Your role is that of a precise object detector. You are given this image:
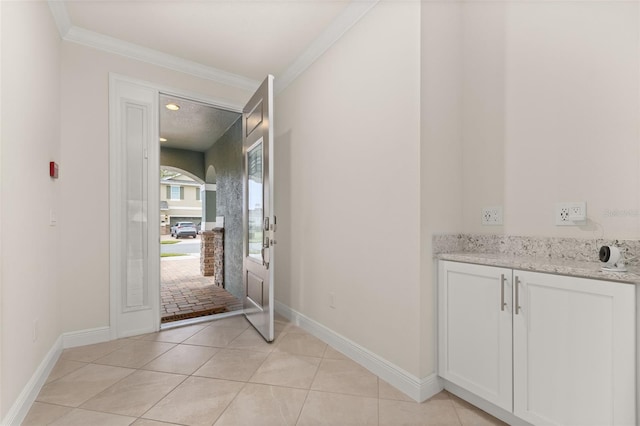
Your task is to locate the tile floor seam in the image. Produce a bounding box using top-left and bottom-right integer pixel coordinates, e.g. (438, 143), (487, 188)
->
(243, 337), (284, 385)
(447, 393), (465, 426)
(78, 363), (188, 415)
(135, 372), (193, 423)
(58, 407), (139, 424)
(293, 389), (312, 426)
(139, 344), (219, 375)
(305, 387), (381, 400)
(210, 380), (250, 426)
(61, 342), (130, 364)
(42, 360), (89, 386)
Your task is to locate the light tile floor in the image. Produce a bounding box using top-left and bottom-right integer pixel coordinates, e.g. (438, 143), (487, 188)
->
(24, 315), (506, 425)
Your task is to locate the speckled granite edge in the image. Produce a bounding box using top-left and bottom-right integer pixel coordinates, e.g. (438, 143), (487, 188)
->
(433, 234), (640, 285)
(433, 234), (640, 265)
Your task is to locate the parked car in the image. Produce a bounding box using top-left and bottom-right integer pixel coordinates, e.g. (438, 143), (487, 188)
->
(171, 222), (197, 238)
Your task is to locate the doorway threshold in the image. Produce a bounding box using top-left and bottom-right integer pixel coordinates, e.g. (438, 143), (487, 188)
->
(160, 310), (245, 330)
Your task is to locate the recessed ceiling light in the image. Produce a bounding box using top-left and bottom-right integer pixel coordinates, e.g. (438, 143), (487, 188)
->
(165, 103), (180, 111)
(159, 138), (167, 142)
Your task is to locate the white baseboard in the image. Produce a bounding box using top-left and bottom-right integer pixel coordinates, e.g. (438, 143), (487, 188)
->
(62, 326), (111, 348)
(2, 326), (113, 425)
(274, 301), (443, 402)
(1, 336), (63, 426)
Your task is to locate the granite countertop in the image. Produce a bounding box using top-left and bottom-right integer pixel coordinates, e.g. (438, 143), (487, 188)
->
(437, 252), (640, 285)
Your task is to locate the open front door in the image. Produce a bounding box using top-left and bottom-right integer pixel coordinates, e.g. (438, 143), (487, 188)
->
(243, 75), (276, 342)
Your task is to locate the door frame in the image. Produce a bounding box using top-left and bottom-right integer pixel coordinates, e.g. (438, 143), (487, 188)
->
(109, 73), (243, 339)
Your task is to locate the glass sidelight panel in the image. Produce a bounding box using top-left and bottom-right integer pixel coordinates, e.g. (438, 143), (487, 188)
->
(247, 141), (263, 260)
(124, 103), (148, 310)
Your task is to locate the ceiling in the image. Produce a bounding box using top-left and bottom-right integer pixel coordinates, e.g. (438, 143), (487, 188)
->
(159, 94), (240, 152)
(63, 0), (351, 82)
(51, 0), (376, 153)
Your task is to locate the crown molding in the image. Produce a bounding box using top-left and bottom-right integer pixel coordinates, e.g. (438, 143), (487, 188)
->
(274, 0), (379, 94)
(48, 0), (71, 38)
(65, 26), (260, 91)
(47, 0), (377, 94)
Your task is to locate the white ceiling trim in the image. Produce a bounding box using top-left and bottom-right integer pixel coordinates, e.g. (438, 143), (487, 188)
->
(274, 0), (379, 94)
(47, 0), (378, 94)
(48, 0), (71, 38)
(66, 26), (261, 92)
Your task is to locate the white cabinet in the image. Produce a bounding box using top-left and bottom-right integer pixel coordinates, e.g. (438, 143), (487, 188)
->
(438, 261), (513, 412)
(513, 271), (636, 426)
(438, 260), (637, 426)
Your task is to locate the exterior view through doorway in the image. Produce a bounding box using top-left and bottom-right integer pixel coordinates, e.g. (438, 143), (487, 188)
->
(158, 94), (244, 324)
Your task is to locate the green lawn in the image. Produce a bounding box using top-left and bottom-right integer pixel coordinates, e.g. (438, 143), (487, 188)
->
(161, 253), (187, 257)
(161, 240), (180, 245)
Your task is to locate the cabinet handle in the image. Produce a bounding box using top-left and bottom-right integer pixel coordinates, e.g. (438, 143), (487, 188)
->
(500, 274), (506, 311)
(515, 276), (521, 315)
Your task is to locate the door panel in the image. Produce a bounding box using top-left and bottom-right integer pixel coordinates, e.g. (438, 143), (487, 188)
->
(513, 271), (636, 426)
(246, 271), (264, 307)
(243, 75), (275, 342)
(438, 261), (513, 412)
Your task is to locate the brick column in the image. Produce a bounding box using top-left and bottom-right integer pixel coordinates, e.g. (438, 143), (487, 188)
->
(200, 228), (224, 288)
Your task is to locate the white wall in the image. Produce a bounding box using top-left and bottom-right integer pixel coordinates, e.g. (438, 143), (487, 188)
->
(504, 1), (640, 239)
(461, 3), (506, 235)
(420, 0), (640, 378)
(0, 1), (62, 418)
(461, 1), (640, 239)
(59, 43), (252, 333)
(419, 1), (464, 378)
(275, 1), (422, 376)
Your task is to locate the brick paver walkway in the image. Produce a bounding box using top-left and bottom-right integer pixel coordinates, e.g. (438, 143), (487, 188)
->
(161, 256), (243, 323)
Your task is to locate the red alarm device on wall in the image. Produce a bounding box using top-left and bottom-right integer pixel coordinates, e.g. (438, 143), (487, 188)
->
(50, 162), (58, 179)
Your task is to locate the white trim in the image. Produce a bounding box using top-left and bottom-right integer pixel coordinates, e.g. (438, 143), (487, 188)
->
(1, 336), (63, 426)
(204, 184), (217, 191)
(161, 181), (201, 188)
(274, 301), (443, 402)
(62, 326), (111, 349)
(166, 207), (203, 212)
(110, 72), (243, 114)
(274, 0), (380, 94)
(47, 1), (378, 95)
(63, 25), (259, 92)
(47, 0), (71, 38)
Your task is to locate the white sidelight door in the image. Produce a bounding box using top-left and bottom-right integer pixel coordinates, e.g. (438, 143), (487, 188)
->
(109, 74), (160, 338)
(243, 75), (276, 342)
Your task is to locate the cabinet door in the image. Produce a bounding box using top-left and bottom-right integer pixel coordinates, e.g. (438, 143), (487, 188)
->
(513, 271), (636, 426)
(438, 261), (513, 411)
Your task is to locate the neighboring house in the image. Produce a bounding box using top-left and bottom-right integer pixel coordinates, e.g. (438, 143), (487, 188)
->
(160, 174), (203, 233)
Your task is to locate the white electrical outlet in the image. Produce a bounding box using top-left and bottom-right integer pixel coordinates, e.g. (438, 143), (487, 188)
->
(482, 206), (503, 226)
(556, 202), (587, 226)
